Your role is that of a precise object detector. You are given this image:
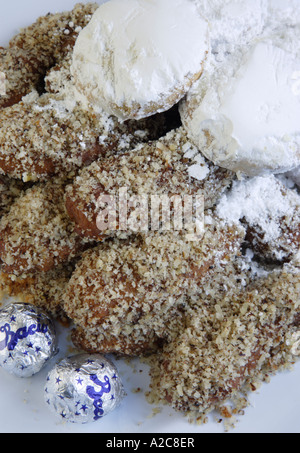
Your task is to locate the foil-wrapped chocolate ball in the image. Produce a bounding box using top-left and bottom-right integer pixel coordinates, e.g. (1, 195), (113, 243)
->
(44, 353), (126, 424)
(0, 303), (57, 378)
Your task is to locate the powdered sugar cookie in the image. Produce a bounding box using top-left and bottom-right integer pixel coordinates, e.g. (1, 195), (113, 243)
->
(180, 26), (300, 176)
(197, 0), (268, 65)
(71, 0), (209, 121)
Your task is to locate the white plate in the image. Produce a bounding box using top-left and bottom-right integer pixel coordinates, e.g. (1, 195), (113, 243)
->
(1, 0), (300, 434)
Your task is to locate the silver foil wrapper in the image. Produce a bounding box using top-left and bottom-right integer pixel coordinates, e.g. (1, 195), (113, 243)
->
(0, 303), (57, 378)
(44, 353), (126, 424)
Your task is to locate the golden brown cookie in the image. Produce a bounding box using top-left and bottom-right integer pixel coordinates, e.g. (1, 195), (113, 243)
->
(0, 263), (75, 322)
(0, 181), (94, 276)
(65, 128), (234, 240)
(148, 267), (300, 418)
(0, 176), (26, 217)
(63, 221), (244, 356)
(0, 3), (98, 109)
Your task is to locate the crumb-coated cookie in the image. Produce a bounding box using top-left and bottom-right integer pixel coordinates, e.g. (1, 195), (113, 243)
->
(0, 47), (42, 109)
(0, 92), (106, 181)
(0, 3), (98, 109)
(65, 128), (235, 240)
(0, 1), (178, 182)
(63, 221), (244, 356)
(0, 263), (75, 322)
(148, 266), (300, 418)
(0, 176), (26, 217)
(0, 181), (94, 276)
(0, 57), (178, 182)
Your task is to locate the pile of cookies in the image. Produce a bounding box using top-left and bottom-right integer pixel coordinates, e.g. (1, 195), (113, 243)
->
(0, 0), (300, 424)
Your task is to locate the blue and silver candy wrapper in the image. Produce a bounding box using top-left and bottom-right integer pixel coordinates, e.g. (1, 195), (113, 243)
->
(44, 353), (126, 423)
(0, 303), (57, 378)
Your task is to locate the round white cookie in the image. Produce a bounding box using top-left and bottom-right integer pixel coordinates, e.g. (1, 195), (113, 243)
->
(180, 25), (300, 176)
(71, 0), (209, 121)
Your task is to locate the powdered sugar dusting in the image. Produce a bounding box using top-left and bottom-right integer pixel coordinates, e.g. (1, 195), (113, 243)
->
(188, 164), (210, 181)
(71, 0), (209, 121)
(217, 175), (300, 243)
(180, 0), (300, 176)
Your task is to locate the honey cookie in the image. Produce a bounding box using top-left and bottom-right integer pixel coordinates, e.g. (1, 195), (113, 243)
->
(63, 222), (244, 356)
(0, 3), (98, 109)
(65, 128), (234, 240)
(0, 176), (26, 218)
(0, 181), (94, 276)
(148, 267), (300, 418)
(0, 262), (75, 322)
(0, 64), (180, 182)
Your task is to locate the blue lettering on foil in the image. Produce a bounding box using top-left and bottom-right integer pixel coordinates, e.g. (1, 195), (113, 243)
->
(86, 374), (111, 420)
(0, 319), (49, 351)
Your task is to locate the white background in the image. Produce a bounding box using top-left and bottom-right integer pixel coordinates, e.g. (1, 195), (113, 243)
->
(0, 0), (300, 434)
